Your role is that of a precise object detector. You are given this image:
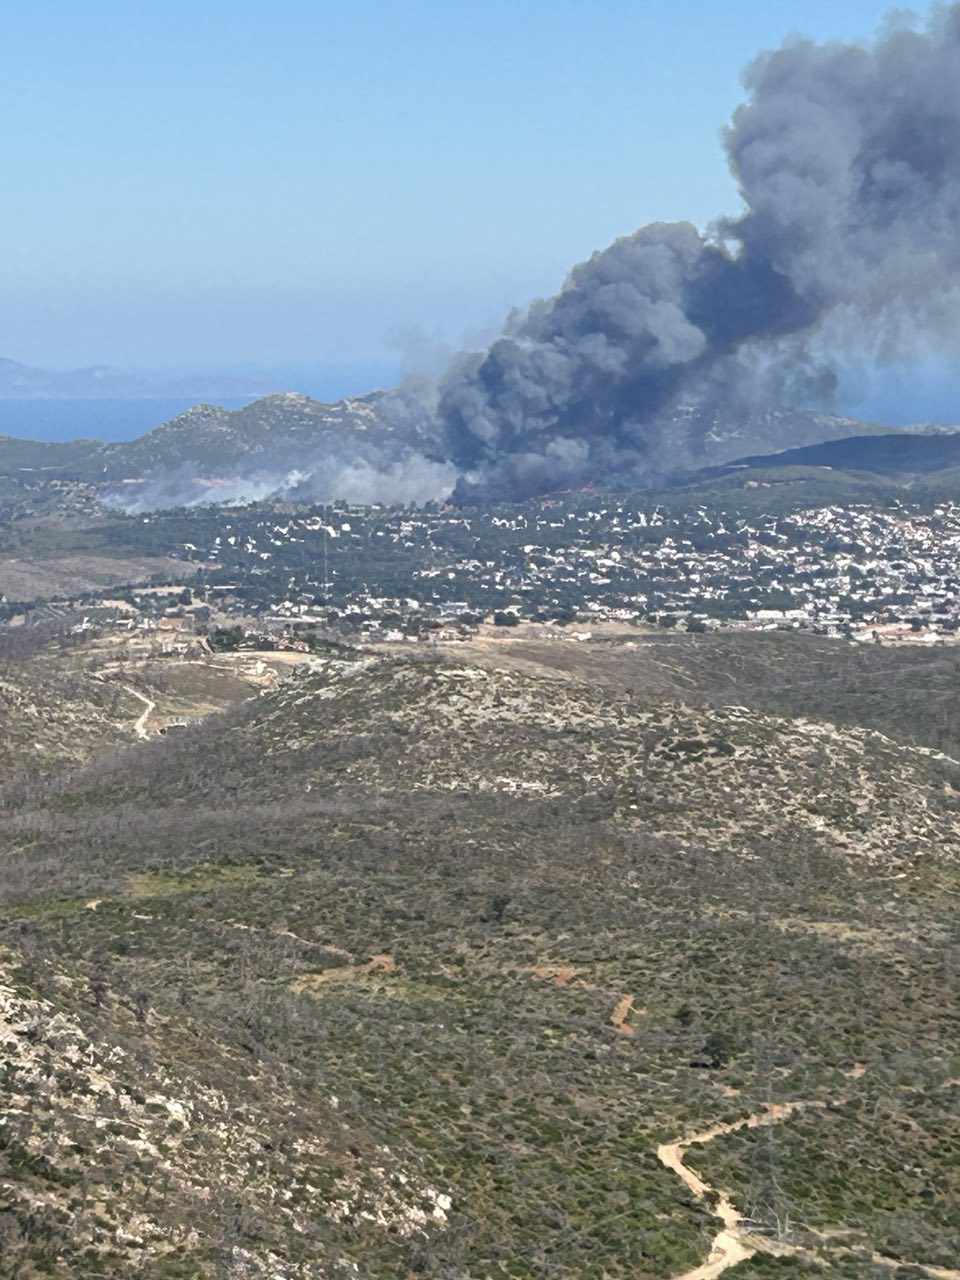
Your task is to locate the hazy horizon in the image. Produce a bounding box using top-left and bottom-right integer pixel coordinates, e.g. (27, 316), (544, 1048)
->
(0, 367), (957, 448)
(2, 0), (927, 370)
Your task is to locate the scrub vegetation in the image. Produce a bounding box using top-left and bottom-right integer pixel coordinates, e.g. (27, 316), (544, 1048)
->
(0, 636), (957, 1277)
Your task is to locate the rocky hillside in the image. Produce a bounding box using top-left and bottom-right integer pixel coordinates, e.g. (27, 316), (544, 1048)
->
(0, 388), (912, 515)
(656, 403), (897, 470)
(98, 390), (437, 479)
(0, 657), (136, 781)
(0, 628), (276, 783)
(0, 388), (438, 489)
(1, 640), (958, 1277)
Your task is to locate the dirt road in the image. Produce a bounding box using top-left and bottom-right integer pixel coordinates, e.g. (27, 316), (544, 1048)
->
(657, 1088), (960, 1280)
(658, 1101), (819, 1279)
(121, 685), (156, 739)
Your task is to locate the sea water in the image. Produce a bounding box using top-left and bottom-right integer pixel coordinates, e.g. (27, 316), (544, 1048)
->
(0, 399), (257, 444)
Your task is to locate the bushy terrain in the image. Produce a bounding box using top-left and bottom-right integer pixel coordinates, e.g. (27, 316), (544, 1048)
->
(0, 626), (270, 784)
(459, 631), (960, 758)
(726, 430), (960, 477)
(0, 628), (141, 782)
(0, 390), (438, 495)
(0, 637), (957, 1278)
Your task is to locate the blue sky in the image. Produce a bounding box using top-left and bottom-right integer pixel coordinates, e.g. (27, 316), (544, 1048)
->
(0, 0), (925, 377)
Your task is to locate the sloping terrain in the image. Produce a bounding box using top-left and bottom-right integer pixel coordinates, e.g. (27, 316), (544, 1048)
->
(0, 629), (270, 783)
(454, 630), (960, 758)
(0, 658), (137, 781)
(0, 627), (150, 782)
(0, 390), (437, 485)
(0, 389), (451, 515)
(0, 393), (905, 518)
(0, 551), (196, 602)
(729, 431), (960, 477)
(0, 397), (883, 485)
(0, 643), (958, 1277)
(676, 430), (960, 508)
(97, 391), (435, 481)
(657, 405), (898, 470)
(0, 433), (102, 471)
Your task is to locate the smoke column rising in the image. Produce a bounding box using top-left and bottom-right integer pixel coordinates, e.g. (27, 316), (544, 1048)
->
(437, 7), (960, 498)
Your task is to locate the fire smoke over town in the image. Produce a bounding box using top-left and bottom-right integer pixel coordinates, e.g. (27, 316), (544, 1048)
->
(434, 7), (960, 498)
(103, 7), (960, 512)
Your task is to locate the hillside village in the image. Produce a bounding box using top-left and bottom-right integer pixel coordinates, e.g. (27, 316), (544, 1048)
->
(8, 494), (960, 648)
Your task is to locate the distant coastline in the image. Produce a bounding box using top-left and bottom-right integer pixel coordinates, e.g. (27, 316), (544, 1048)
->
(0, 398), (257, 444)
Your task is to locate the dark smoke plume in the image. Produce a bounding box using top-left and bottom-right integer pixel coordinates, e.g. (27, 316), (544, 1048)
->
(438, 7), (960, 499)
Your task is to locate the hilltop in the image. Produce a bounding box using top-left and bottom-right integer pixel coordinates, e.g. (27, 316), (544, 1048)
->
(648, 403), (898, 470)
(97, 390), (437, 481)
(0, 623), (282, 783)
(1, 634), (958, 1277)
(0, 390), (432, 479)
(701, 429), (960, 484)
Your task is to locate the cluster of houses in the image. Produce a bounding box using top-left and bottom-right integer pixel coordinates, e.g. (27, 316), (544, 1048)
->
(19, 496), (960, 647)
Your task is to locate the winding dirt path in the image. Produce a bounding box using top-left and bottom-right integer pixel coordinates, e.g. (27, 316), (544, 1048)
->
(121, 685), (156, 739)
(657, 1088), (960, 1280)
(658, 1100), (822, 1279)
(611, 993), (640, 1036)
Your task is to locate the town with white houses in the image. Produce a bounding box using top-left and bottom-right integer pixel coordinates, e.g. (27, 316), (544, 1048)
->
(9, 492), (960, 649)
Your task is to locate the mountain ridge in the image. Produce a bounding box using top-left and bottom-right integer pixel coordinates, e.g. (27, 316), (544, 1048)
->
(717, 429), (960, 477)
(0, 389), (932, 514)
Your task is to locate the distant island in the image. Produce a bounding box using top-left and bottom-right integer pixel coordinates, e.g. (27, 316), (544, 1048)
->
(0, 355), (283, 401)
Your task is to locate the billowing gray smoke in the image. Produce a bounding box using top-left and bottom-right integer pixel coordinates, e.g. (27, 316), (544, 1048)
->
(438, 7), (960, 498)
